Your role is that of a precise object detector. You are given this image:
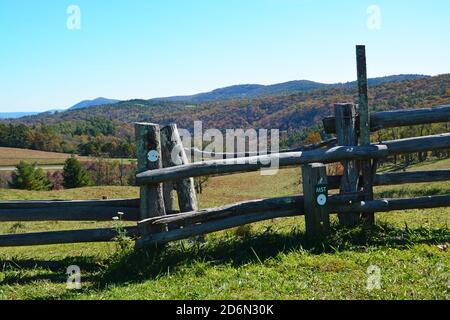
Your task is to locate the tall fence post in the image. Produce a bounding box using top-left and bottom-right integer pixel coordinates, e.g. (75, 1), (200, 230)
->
(161, 124), (198, 212)
(135, 123), (166, 223)
(356, 45), (375, 226)
(302, 163), (330, 239)
(334, 103), (361, 226)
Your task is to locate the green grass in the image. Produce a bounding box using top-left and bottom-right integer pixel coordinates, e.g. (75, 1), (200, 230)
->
(0, 159), (449, 300)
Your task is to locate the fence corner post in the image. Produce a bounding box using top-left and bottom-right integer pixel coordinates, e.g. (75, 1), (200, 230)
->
(334, 103), (361, 227)
(302, 163), (330, 239)
(134, 122), (166, 222)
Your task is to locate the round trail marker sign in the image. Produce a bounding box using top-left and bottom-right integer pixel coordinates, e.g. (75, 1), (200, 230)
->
(147, 150), (159, 162)
(315, 183), (328, 207)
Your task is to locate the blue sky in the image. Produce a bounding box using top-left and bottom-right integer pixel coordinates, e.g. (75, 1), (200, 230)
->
(0, 0), (449, 112)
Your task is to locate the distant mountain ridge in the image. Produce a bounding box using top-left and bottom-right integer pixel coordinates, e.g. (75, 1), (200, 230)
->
(68, 97), (121, 110)
(152, 74), (429, 103)
(0, 74), (429, 119)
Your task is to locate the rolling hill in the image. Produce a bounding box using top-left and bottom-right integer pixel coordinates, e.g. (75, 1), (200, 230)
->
(1, 73), (448, 156)
(151, 74), (428, 103)
(68, 97), (121, 110)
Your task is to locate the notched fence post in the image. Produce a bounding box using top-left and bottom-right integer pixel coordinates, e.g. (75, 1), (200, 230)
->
(161, 124), (198, 213)
(135, 123), (166, 226)
(302, 163), (330, 239)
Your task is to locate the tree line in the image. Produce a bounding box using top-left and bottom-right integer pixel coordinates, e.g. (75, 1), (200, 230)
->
(4, 157), (137, 191)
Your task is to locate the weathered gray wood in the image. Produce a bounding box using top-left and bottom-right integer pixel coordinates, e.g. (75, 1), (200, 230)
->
(0, 227), (139, 247)
(161, 124), (198, 212)
(135, 209), (300, 249)
(187, 138), (338, 158)
(356, 45), (375, 226)
(357, 45), (370, 146)
(136, 133), (450, 185)
(302, 163), (330, 238)
(135, 123), (166, 221)
(0, 199), (140, 222)
(0, 206), (139, 222)
(323, 105), (450, 134)
(160, 126), (175, 212)
(334, 103), (361, 226)
(384, 133), (450, 154)
(0, 198), (140, 209)
(162, 183), (176, 212)
(139, 195), (305, 234)
(374, 170), (450, 186)
(135, 194), (450, 248)
(333, 194), (450, 213)
(328, 170), (450, 189)
(136, 145), (389, 185)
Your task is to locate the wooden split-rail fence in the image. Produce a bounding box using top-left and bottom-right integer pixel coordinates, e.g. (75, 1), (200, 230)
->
(1, 46), (449, 248)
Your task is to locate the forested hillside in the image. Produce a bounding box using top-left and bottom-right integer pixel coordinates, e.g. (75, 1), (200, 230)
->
(1, 74), (449, 158)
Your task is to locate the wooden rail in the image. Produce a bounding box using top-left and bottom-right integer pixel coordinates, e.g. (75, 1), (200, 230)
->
(0, 227), (138, 247)
(135, 194), (450, 248)
(323, 104), (450, 134)
(1, 170), (448, 223)
(327, 169), (450, 189)
(136, 145), (388, 185)
(0, 199), (140, 222)
(136, 133), (450, 185)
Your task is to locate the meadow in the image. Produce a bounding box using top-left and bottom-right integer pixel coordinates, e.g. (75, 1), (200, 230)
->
(0, 159), (448, 300)
(0, 147), (89, 167)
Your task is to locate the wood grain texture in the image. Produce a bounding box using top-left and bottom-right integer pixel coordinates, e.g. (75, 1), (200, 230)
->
(136, 145), (389, 185)
(161, 124), (198, 212)
(135, 123), (166, 221)
(0, 227), (138, 247)
(334, 103), (361, 226)
(322, 104), (450, 134)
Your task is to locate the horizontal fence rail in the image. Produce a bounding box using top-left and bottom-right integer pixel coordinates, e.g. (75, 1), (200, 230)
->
(136, 133), (450, 185)
(0, 227), (139, 247)
(186, 138), (338, 158)
(1, 170), (448, 223)
(328, 170), (450, 189)
(0, 199), (141, 222)
(135, 194), (450, 248)
(2, 193), (448, 248)
(136, 145), (389, 185)
(323, 104), (450, 134)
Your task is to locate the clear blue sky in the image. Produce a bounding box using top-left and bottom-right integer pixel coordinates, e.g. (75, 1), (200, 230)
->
(0, 0), (449, 112)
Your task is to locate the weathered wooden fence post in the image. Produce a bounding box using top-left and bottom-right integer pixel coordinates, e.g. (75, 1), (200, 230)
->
(335, 103), (361, 226)
(356, 45), (375, 226)
(161, 124), (198, 212)
(302, 163), (330, 239)
(135, 123), (166, 223)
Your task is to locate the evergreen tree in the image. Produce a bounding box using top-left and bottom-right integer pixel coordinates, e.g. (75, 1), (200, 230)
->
(9, 162), (52, 191)
(63, 157), (92, 188)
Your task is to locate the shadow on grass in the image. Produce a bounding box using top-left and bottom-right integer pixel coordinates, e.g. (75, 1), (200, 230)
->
(0, 256), (100, 286)
(1, 222), (448, 293)
(98, 222), (449, 286)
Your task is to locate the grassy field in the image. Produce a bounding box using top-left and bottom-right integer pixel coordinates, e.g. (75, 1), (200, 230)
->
(0, 147), (90, 167)
(0, 159), (448, 300)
